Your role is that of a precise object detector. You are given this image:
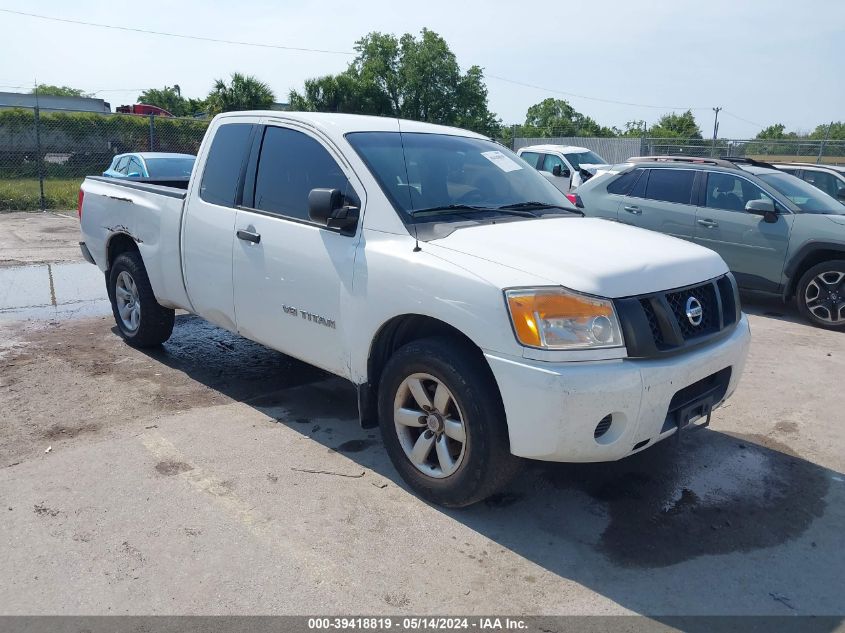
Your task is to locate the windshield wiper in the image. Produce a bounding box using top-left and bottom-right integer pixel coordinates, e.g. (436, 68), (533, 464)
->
(408, 204), (537, 218)
(497, 201), (584, 216)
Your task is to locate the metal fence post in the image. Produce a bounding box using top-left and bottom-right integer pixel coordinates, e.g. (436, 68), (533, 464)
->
(149, 113), (155, 151)
(817, 122), (832, 165)
(34, 105), (46, 212)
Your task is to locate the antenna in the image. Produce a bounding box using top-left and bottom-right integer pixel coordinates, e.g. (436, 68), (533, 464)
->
(397, 120), (421, 252)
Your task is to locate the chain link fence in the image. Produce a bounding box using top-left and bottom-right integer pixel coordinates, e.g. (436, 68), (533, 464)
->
(0, 107), (210, 210)
(509, 131), (845, 166)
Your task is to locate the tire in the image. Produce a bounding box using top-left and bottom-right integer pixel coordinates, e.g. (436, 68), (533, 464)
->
(377, 337), (521, 507)
(108, 251), (175, 347)
(796, 259), (845, 330)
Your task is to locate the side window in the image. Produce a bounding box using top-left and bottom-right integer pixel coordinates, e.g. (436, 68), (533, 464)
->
(253, 126), (352, 222)
(200, 123), (254, 207)
(519, 152), (541, 169)
(114, 157), (130, 174)
(607, 169), (643, 195)
(541, 154), (565, 173)
(127, 157), (144, 176)
(645, 169), (695, 204)
(705, 172), (772, 212)
(802, 170), (838, 198)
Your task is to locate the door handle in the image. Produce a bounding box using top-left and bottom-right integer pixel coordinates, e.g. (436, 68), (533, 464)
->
(236, 229), (261, 243)
(697, 219), (719, 228)
(623, 205), (642, 215)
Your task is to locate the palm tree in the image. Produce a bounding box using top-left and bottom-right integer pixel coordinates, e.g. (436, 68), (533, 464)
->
(206, 73), (275, 114)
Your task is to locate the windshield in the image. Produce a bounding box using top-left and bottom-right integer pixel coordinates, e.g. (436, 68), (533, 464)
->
(759, 172), (845, 214)
(346, 132), (575, 219)
(564, 150), (606, 170)
(144, 157), (195, 178)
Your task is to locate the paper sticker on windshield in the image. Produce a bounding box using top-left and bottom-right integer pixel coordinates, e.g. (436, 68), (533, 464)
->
(481, 151), (523, 173)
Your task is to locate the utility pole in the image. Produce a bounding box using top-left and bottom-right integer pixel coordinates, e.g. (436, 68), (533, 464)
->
(711, 107), (722, 157)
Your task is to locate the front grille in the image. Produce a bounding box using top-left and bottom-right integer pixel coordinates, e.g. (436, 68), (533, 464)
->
(666, 282), (718, 339)
(614, 274), (740, 358)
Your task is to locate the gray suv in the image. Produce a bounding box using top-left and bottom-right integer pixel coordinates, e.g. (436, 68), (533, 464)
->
(575, 156), (845, 329)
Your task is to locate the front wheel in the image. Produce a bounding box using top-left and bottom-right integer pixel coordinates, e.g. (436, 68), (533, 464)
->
(796, 260), (845, 330)
(377, 337), (521, 507)
(108, 251), (175, 347)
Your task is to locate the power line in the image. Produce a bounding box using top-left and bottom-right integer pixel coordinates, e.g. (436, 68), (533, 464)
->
(721, 110), (765, 129)
(0, 8), (355, 56)
(1, 8), (766, 131)
(486, 73), (710, 111)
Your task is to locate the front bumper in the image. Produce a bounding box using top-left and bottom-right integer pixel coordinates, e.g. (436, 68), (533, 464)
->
(486, 314), (751, 462)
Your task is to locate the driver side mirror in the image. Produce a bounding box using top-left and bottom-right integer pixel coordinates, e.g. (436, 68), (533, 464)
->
(308, 188), (359, 234)
(552, 165), (571, 178)
(746, 198), (778, 223)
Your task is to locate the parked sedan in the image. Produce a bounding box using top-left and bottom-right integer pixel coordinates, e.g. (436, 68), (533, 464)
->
(103, 153), (195, 179)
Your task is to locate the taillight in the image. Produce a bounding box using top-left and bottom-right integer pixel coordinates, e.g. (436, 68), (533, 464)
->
(77, 189), (84, 220)
(565, 193), (577, 205)
(565, 193), (584, 208)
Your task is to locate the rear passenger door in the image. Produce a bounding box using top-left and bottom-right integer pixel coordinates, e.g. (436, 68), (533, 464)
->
(616, 168), (698, 240)
(183, 120), (258, 331)
(232, 122), (364, 378)
(693, 171), (793, 292)
(518, 151), (541, 169)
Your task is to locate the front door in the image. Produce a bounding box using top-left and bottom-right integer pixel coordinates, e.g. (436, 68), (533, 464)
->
(232, 122), (363, 378)
(694, 171), (793, 292)
(538, 153), (572, 193)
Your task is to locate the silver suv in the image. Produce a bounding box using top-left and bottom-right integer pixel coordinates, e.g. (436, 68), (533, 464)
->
(575, 156), (845, 329)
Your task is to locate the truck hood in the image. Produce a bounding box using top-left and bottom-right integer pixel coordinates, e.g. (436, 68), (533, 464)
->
(427, 217), (729, 298)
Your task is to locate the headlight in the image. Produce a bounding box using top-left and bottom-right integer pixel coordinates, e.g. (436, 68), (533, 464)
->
(505, 287), (624, 349)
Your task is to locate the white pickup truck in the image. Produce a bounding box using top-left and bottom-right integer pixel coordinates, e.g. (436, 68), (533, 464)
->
(79, 112), (750, 506)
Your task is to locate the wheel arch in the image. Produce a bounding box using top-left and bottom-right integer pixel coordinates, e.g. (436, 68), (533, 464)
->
(357, 313), (497, 428)
(783, 241), (845, 300)
(105, 232), (141, 273)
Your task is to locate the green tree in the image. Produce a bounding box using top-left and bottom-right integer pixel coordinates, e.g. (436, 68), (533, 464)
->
(31, 84), (89, 97)
(810, 121), (845, 140)
(618, 120), (648, 137)
(521, 98), (614, 137)
(289, 29), (500, 136)
(648, 110), (702, 139)
(138, 86), (190, 116)
(206, 73), (275, 115)
(755, 123), (787, 140)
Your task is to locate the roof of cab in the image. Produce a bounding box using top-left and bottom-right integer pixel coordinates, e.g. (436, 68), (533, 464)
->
(517, 144), (590, 154)
(213, 111), (489, 140)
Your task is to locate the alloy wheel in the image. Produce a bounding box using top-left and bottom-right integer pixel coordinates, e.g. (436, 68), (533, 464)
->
(804, 271), (845, 325)
(393, 373), (467, 478)
(115, 270), (141, 332)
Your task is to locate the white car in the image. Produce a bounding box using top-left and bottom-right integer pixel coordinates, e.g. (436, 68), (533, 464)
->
(774, 162), (845, 205)
(517, 144), (612, 193)
(78, 112), (750, 507)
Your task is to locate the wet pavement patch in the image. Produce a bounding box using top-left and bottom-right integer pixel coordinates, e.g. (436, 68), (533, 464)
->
(155, 460), (194, 476)
(0, 262), (110, 323)
(540, 430), (830, 568)
(335, 439), (379, 453)
(43, 423), (99, 440)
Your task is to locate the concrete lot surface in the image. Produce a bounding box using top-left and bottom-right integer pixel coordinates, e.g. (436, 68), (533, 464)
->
(0, 211), (843, 619)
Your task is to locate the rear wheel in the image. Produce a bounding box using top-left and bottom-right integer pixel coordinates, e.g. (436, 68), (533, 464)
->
(796, 260), (845, 330)
(377, 337), (521, 507)
(108, 251), (175, 347)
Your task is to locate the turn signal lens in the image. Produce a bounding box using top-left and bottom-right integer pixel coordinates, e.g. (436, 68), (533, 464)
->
(505, 288), (623, 349)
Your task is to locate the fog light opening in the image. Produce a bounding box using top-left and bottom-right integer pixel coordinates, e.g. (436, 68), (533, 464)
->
(594, 414), (613, 439)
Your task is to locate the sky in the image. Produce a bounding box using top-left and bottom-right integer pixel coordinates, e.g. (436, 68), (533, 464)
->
(0, 0), (842, 138)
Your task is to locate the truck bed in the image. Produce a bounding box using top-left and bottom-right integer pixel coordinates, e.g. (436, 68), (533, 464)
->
(79, 175), (191, 311)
